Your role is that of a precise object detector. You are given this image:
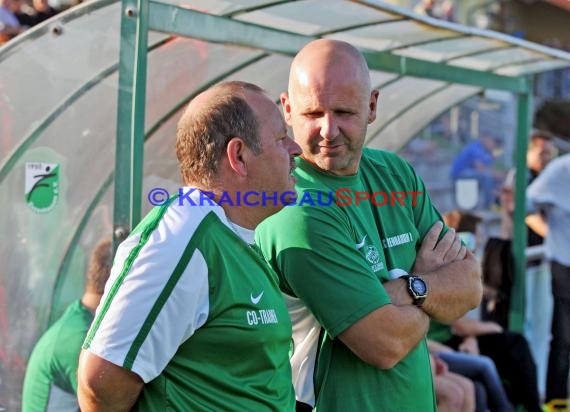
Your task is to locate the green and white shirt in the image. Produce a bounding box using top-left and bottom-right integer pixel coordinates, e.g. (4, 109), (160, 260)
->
(22, 300), (93, 412)
(83, 190), (295, 411)
(256, 149), (441, 411)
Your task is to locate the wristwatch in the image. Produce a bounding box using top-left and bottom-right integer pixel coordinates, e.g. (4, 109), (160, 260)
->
(401, 275), (428, 307)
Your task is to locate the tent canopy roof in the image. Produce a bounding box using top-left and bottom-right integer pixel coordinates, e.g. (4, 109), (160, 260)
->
(145, 0), (570, 150)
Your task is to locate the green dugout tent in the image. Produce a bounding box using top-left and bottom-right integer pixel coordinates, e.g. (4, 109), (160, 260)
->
(1, 0), (569, 408)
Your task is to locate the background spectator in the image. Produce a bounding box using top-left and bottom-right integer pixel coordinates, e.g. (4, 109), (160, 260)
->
(22, 238), (112, 412)
(16, 0), (58, 27)
(433, 209), (542, 412)
(527, 153), (570, 405)
(0, 0), (23, 45)
(451, 134), (504, 210)
(430, 351), (476, 412)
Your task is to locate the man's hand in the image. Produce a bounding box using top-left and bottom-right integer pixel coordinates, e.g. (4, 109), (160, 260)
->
(385, 221), (469, 306)
(458, 336), (479, 355)
(412, 221), (467, 275)
(409, 220), (482, 323)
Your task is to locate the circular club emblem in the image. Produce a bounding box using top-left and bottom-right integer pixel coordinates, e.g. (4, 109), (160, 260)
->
(365, 245), (380, 265)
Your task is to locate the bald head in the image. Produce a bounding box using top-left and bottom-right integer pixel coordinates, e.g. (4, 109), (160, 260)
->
(282, 39), (379, 176)
(289, 39), (371, 95)
(176, 81), (265, 187)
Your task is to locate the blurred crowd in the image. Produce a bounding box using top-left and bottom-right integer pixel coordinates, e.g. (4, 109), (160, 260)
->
(414, 0), (456, 22)
(0, 0), (78, 45)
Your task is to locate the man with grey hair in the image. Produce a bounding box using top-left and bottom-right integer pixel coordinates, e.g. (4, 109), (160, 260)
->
(78, 81), (301, 411)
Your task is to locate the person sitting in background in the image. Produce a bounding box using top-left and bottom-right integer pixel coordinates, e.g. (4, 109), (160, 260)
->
(428, 338), (513, 412)
(429, 210), (542, 412)
(428, 211), (514, 412)
(22, 238), (112, 412)
(430, 351), (475, 412)
(451, 134), (503, 210)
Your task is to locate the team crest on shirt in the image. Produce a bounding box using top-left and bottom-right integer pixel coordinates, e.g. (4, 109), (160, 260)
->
(365, 245), (384, 272)
(356, 234), (384, 272)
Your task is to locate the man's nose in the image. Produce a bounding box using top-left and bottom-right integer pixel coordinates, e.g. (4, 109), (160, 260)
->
(320, 113), (338, 141)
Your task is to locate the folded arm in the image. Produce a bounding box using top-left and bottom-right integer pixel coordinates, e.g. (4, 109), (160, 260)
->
(258, 205), (433, 371)
(420, 252), (482, 323)
(339, 300), (430, 369)
(407, 221), (482, 323)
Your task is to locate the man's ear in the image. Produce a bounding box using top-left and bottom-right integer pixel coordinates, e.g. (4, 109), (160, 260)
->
(226, 137), (248, 177)
(280, 92), (292, 125)
(368, 89), (380, 124)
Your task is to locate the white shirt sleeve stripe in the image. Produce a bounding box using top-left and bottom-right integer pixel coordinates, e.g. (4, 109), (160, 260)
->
(86, 203), (211, 382)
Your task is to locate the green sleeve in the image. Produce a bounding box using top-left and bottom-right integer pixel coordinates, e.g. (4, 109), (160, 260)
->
(257, 200), (391, 338)
(52, 328), (82, 393)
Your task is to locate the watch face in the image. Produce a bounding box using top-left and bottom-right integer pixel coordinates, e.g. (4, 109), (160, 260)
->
(412, 278), (427, 295)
